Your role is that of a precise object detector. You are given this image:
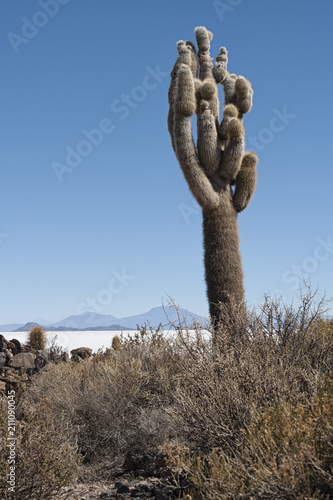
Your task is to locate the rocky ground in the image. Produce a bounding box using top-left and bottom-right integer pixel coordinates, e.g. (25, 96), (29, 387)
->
(58, 453), (193, 500)
(0, 333), (92, 395)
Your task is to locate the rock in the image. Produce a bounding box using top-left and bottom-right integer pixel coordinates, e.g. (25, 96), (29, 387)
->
(4, 349), (13, 362)
(71, 347), (93, 360)
(10, 339), (21, 352)
(0, 335), (8, 350)
(35, 350), (48, 371)
(50, 353), (61, 363)
(19, 343), (31, 352)
(99, 493), (116, 500)
(9, 352), (36, 369)
(124, 452), (141, 471)
(136, 481), (150, 492)
(130, 487), (149, 498)
(71, 354), (83, 363)
(155, 486), (177, 500)
(0, 353), (7, 367)
(130, 491), (147, 498)
(0, 381), (6, 392)
(7, 341), (18, 356)
(116, 482), (130, 494)
(61, 351), (70, 363)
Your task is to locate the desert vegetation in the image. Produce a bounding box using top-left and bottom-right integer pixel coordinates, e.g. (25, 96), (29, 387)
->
(27, 325), (46, 351)
(0, 288), (332, 499)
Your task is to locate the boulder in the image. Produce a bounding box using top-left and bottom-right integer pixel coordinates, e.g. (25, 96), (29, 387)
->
(0, 335), (8, 350)
(9, 352), (36, 370)
(0, 352), (6, 367)
(10, 339), (21, 353)
(61, 352), (70, 363)
(35, 350), (48, 372)
(70, 347), (92, 360)
(20, 343), (31, 352)
(71, 354), (83, 363)
(7, 341), (18, 356)
(3, 349), (13, 363)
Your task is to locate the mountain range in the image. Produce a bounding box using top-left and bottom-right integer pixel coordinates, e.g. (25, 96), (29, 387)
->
(0, 306), (207, 332)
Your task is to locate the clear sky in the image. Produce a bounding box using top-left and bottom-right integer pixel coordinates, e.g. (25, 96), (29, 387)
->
(0, 0), (332, 324)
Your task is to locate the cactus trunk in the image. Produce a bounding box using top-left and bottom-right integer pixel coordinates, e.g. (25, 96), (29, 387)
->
(203, 187), (245, 328)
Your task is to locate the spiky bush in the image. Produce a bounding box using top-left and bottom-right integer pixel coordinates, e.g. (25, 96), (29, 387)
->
(28, 326), (46, 351)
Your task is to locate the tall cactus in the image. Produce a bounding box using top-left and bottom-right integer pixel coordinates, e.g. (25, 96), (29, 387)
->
(168, 27), (258, 336)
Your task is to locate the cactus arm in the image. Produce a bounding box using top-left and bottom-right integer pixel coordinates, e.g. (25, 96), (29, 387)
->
(197, 100), (221, 178)
(218, 103), (238, 149)
(223, 74), (253, 119)
(174, 111), (220, 211)
(234, 76), (253, 115)
(233, 152), (258, 213)
(195, 27), (214, 80)
(194, 27), (222, 178)
(213, 49), (253, 120)
(219, 118), (245, 180)
(196, 78), (221, 177)
(213, 47), (228, 84)
(169, 45), (220, 211)
(168, 41), (194, 152)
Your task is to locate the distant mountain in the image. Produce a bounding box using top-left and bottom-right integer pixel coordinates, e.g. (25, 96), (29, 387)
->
(116, 306), (206, 329)
(48, 311), (118, 330)
(14, 322), (42, 332)
(47, 324), (135, 332)
(0, 324), (24, 332)
(2, 306), (207, 332)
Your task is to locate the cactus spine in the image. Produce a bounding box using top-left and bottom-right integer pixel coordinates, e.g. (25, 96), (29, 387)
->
(168, 27), (258, 338)
(29, 326), (46, 350)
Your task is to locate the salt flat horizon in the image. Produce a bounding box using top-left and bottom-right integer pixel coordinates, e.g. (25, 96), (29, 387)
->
(1, 331), (138, 353)
(1, 329), (207, 353)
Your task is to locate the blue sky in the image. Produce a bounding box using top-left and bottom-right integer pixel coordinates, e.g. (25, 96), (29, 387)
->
(0, 0), (332, 324)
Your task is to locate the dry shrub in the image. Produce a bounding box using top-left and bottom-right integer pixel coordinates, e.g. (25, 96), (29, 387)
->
(169, 288), (333, 452)
(0, 394), (78, 500)
(167, 375), (333, 499)
(22, 326), (179, 462)
(164, 288), (333, 498)
(4, 288), (332, 498)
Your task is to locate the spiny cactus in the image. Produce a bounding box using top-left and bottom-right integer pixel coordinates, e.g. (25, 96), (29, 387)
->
(168, 27), (258, 339)
(28, 325), (46, 350)
(112, 335), (122, 350)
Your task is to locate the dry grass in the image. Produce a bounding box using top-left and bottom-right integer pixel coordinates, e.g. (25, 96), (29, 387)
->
(0, 288), (332, 499)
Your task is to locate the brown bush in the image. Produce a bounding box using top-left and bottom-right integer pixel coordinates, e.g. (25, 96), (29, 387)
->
(22, 326), (179, 462)
(166, 375), (333, 499)
(3, 289), (331, 498)
(0, 394), (78, 499)
(168, 289), (333, 452)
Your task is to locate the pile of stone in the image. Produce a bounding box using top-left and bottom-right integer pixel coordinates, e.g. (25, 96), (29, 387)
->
(0, 333), (93, 393)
